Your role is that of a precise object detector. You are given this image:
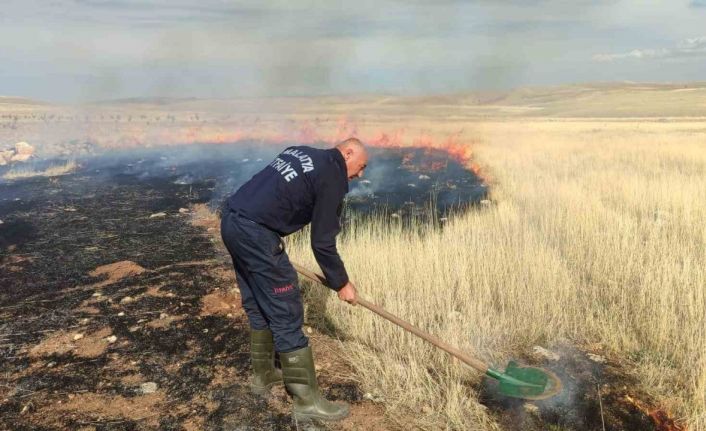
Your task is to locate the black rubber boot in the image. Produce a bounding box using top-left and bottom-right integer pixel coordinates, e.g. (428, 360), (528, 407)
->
(250, 329), (283, 395)
(280, 346), (350, 421)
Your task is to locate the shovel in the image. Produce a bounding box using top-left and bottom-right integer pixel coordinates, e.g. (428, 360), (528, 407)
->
(292, 262), (562, 400)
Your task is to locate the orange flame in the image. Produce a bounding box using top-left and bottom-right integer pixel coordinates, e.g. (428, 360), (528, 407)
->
(93, 117), (486, 181)
(625, 395), (686, 431)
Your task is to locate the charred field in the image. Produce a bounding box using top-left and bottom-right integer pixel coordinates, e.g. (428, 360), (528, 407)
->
(0, 142), (483, 430)
(0, 141), (689, 431)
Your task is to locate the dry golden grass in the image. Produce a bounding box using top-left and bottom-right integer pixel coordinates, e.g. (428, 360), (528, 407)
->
(285, 120), (706, 430)
(2, 160), (77, 180)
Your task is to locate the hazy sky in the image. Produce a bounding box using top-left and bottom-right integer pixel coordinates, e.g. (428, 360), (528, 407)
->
(2, 0), (705, 102)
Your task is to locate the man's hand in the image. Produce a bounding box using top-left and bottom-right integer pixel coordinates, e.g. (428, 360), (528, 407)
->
(337, 281), (357, 305)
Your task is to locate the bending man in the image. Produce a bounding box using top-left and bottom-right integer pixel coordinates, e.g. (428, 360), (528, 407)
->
(220, 138), (367, 421)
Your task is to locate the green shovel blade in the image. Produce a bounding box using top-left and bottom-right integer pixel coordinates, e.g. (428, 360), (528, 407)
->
(486, 361), (561, 399)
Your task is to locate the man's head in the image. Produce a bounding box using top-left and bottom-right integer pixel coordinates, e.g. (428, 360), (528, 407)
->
(336, 138), (368, 180)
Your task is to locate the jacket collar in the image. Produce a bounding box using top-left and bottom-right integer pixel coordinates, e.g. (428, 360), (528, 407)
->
(330, 148), (349, 192)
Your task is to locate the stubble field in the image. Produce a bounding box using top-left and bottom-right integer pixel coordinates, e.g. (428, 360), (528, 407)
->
(287, 119), (706, 430)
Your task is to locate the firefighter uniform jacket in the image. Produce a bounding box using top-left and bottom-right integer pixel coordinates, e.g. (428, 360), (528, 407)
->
(226, 145), (349, 290)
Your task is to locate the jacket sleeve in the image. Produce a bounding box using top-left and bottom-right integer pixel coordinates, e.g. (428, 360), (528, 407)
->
(310, 173), (349, 291)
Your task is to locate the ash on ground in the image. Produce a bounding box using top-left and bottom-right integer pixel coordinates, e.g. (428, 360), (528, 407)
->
(479, 343), (681, 431)
(0, 151), (390, 430)
(1, 142), (487, 222)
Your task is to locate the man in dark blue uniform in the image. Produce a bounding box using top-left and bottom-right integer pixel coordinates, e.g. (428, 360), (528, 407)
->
(220, 138), (367, 421)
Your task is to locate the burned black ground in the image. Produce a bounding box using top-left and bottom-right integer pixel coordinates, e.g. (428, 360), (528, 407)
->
(0, 157), (357, 430)
(478, 344), (674, 431)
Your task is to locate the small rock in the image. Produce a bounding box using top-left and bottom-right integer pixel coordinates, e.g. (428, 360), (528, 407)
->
(203, 329), (209, 333)
(178, 208), (189, 214)
(120, 296), (134, 304)
(79, 318), (90, 325)
(106, 335), (117, 344)
(159, 312), (168, 319)
(11, 142), (34, 162)
(305, 326), (314, 335)
(91, 292), (102, 297)
(363, 391), (385, 403)
(523, 403), (539, 414)
(588, 353), (607, 363)
(128, 326), (140, 332)
(532, 346), (561, 361)
(149, 212), (166, 218)
(139, 382), (158, 394)
(418, 174), (430, 180)
(73, 333), (84, 341)
(226, 313), (233, 318)
(117, 312), (125, 317)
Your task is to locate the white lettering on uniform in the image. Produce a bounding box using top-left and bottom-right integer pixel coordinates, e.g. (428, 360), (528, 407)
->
(284, 171), (298, 181)
(269, 157), (299, 182)
(282, 148), (315, 173)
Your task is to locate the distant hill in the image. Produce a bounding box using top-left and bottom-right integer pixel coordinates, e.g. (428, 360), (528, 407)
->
(4, 82), (706, 117)
(0, 96), (49, 106)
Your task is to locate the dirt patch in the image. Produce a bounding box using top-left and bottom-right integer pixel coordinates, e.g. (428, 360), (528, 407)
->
(88, 260), (147, 287)
(338, 402), (391, 431)
(176, 393), (220, 431)
(74, 304), (101, 315)
(200, 289), (241, 316)
(120, 373), (145, 385)
(75, 327), (114, 358)
(46, 392), (165, 428)
(145, 283), (171, 297)
(146, 314), (187, 329)
(29, 327), (113, 359)
(0, 254), (34, 265)
(0, 254), (34, 274)
(28, 331), (76, 358)
(210, 264), (237, 285)
(210, 364), (239, 387)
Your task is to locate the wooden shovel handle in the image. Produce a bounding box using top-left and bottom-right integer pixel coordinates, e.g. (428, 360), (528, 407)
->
(292, 262), (489, 374)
